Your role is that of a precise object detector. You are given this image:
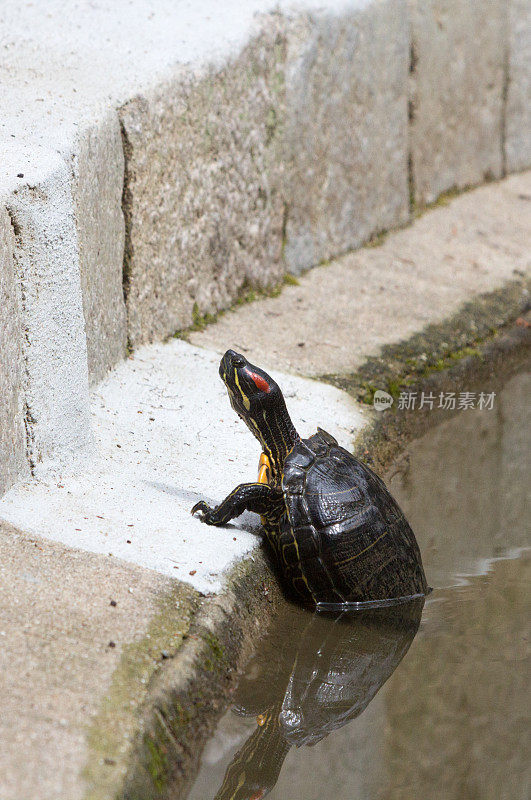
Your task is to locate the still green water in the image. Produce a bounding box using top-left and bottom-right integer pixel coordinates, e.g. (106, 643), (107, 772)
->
(188, 371), (530, 800)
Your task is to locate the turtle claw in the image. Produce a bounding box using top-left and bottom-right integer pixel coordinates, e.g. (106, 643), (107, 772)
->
(191, 500), (222, 525)
(191, 501), (225, 526)
(191, 500), (211, 521)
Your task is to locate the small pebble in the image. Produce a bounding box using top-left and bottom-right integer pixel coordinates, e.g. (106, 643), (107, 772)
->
(161, 650), (170, 659)
(189, 570), (196, 576)
(110, 600), (117, 607)
(108, 641), (116, 648)
(16, 173), (24, 178)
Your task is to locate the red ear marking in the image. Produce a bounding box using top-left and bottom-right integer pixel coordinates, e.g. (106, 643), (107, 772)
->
(247, 370), (271, 393)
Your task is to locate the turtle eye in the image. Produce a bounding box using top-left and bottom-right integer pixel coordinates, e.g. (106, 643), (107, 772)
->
(232, 354), (245, 367)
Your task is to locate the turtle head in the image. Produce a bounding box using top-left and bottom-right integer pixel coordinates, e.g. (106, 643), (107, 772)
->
(220, 350), (299, 478)
(220, 350), (282, 421)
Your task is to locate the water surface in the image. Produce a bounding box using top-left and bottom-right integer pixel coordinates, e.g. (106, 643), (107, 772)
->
(188, 371), (530, 800)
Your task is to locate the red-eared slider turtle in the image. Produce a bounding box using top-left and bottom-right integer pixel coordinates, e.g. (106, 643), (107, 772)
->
(192, 350), (428, 604)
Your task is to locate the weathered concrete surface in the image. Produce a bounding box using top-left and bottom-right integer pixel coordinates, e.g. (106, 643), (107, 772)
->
(0, 0), (298, 383)
(0, 520), (186, 800)
(505, 0), (531, 172)
(120, 20), (286, 348)
(2, 1), (404, 470)
(191, 173), (531, 375)
(0, 209), (28, 494)
(409, 0), (506, 206)
(283, 0), (409, 273)
(0, 0), (421, 472)
(121, 0), (413, 343)
(6, 158), (94, 476)
(1, 0), (528, 483)
(0, 521), (282, 800)
(0, 340), (364, 594)
(74, 112), (128, 384)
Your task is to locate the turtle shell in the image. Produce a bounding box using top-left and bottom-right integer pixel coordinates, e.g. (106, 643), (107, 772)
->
(279, 429), (428, 603)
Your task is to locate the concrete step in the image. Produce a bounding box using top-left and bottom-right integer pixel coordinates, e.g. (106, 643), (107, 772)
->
(0, 342), (363, 594)
(0, 521), (187, 800)
(1, 0), (530, 496)
(2, 174), (528, 596)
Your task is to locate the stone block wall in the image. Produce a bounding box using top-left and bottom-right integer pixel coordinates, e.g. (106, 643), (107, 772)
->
(505, 0), (531, 172)
(120, 20), (287, 347)
(0, 0), (529, 493)
(283, 0), (410, 273)
(409, 0), (506, 206)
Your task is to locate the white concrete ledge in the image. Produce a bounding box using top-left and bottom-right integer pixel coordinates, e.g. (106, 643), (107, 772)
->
(6, 156), (94, 474)
(0, 341), (364, 594)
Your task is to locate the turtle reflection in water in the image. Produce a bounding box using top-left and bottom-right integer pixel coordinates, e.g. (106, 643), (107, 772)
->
(212, 597), (424, 800)
(192, 350), (427, 604)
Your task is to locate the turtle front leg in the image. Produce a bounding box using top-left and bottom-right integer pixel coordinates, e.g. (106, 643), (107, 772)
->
(191, 483), (282, 526)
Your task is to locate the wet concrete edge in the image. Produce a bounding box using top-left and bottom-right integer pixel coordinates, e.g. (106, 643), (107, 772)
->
(84, 551), (284, 800)
(86, 277), (529, 800)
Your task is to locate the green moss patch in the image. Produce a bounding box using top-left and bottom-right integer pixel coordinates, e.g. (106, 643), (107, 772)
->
(323, 280), (530, 476)
(82, 582), (198, 800)
(174, 273), (300, 340)
(321, 279), (529, 406)
(104, 553), (282, 800)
